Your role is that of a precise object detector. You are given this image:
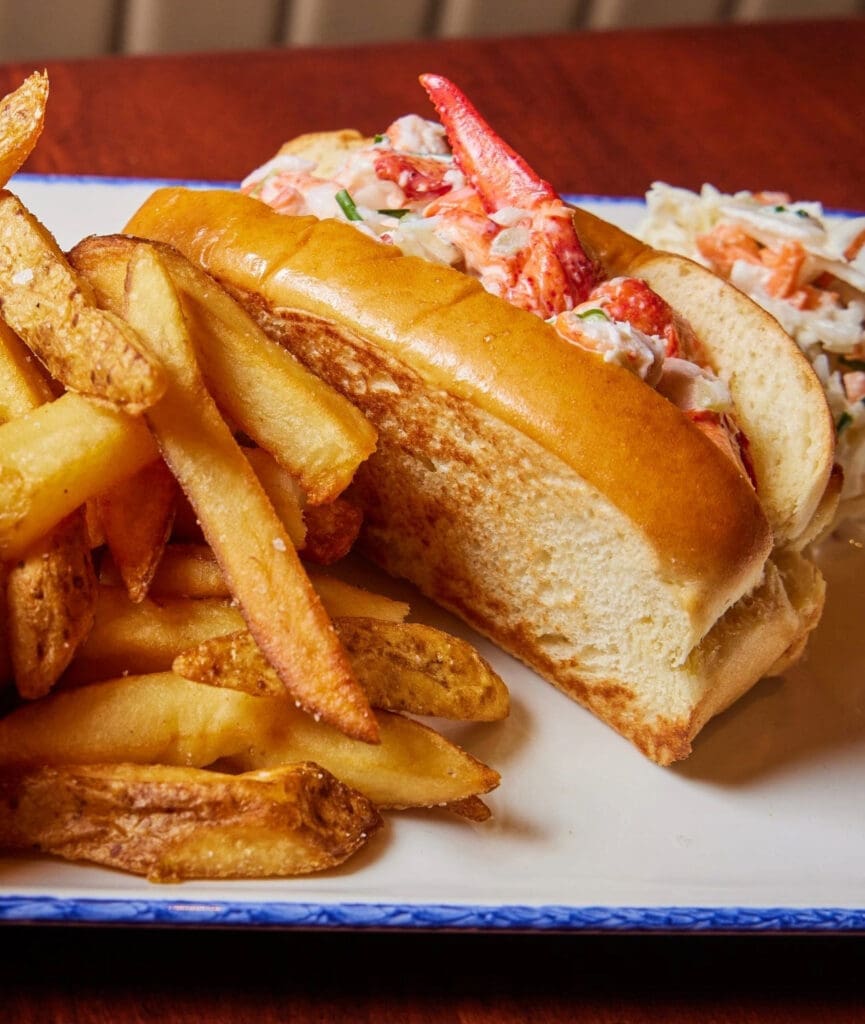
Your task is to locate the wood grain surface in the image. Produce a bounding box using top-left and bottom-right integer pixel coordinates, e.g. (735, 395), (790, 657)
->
(2, 17), (865, 1023)
(1, 18), (863, 209)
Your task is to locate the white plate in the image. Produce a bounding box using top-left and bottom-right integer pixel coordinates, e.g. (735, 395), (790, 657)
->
(2, 175), (864, 932)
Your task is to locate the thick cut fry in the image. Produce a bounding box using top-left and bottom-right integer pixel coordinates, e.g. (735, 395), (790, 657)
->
(243, 446), (306, 549)
(302, 497), (363, 565)
(0, 391), (158, 560)
(0, 71), (48, 187)
(308, 573), (410, 622)
(63, 586), (244, 684)
(0, 194), (165, 412)
(174, 618), (510, 720)
(0, 761), (382, 881)
(100, 542), (227, 599)
(0, 313), (96, 699)
(95, 458), (177, 602)
(69, 234), (377, 503)
(112, 244), (375, 740)
(335, 617), (509, 720)
(224, 703), (501, 810)
(0, 319), (54, 422)
(0, 671), (499, 810)
(0, 672), (266, 767)
(5, 508), (97, 698)
(100, 544), (410, 619)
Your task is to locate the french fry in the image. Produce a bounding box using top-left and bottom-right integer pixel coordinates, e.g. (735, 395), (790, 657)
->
(0, 672), (266, 766)
(0, 319), (54, 421)
(335, 617), (509, 720)
(86, 243), (376, 741)
(0, 391), (158, 561)
(0, 309), (98, 699)
(0, 761), (382, 881)
(0, 193), (165, 412)
(174, 618), (510, 721)
(100, 543), (411, 621)
(243, 445), (306, 550)
(0, 71), (48, 187)
(100, 543), (228, 599)
(5, 508), (97, 699)
(63, 586), (244, 684)
(307, 573), (410, 622)
(68, 234), (378, 503)
(302, 497), (363, 565)
(95, 458), (177, 602)
(223, 703), (500, 810)
(0, 671), (499, 810)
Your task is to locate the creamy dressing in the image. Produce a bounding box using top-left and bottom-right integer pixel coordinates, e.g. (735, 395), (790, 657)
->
(640, 182), (865, 509)
(242, 124), (735, 418)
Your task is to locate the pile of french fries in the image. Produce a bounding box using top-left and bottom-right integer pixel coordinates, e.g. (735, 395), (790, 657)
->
(0, 73), (508, 882)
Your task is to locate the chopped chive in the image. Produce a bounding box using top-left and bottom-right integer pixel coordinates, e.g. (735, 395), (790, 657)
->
(335, 189), (362, 222)
(373, 133), (385, 144)
(796, 209), (810, 218)
(577, 308), (609, 322)
(837, 411), (853, 436)
(377, 208), (410, 219)
(773, 205), (787, 213)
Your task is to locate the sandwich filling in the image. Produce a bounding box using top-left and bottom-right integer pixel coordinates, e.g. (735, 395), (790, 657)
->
(641, 182), (865, 516)
(242, 75), (750, 480)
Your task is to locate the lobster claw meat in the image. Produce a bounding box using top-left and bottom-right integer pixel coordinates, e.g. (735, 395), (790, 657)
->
(419, 72), (600, 309)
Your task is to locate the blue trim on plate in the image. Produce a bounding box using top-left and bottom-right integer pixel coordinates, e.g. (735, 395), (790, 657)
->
(10, 178), (863, 218)
(11, 171), (239, 190)
(2, 897), (865, 931)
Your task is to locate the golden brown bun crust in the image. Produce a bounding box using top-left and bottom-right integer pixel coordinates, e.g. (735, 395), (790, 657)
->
(571, 205), (836, 545)
(126, 187), (771, 602)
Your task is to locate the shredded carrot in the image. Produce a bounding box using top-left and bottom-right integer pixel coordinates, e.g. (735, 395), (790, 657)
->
(845, 227), (865, 261)
(696, 224), (761, 277)
(759, 241), (806, 299)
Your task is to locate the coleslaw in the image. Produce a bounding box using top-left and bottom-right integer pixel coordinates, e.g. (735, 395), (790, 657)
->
(639, 182), (865, 524)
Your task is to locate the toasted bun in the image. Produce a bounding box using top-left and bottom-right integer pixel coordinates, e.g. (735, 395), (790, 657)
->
(126, 186), (829, 763)
(570, 206), (836, 546)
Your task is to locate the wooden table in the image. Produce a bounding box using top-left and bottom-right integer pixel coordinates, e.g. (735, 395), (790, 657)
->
(3, 18), (865, 1023)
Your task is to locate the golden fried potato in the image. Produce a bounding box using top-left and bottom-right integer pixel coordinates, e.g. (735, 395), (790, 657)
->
(0, 71), (48, 187)
(69, 233), (377, 504)
(5, 508), (97, 699)
(174, 617), (509, 720)
(224, 701), (501, 810)
(0, 672), (266, 767)
(0, 761), (382, 881)
(0, 391), (158, 560)
(0, 671), (499, 810)
(302, 497), (363, 565)
(63, 586), (244, 684)
(0, 193), (165, 412)
(335, 617), (509, 720)
(100, 542), (228, 599)
(243, 445), (306, 550)
(307, 573), (410, 622)
(95, 458), (177, 602)
(100, 543), (410, 621)
(0, 319), (55, 422)
(115, 243), (375, 742)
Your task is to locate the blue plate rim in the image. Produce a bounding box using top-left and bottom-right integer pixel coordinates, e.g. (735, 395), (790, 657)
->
(2, 896), (865, 931)
(13, 173), (864, 219)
